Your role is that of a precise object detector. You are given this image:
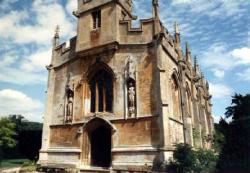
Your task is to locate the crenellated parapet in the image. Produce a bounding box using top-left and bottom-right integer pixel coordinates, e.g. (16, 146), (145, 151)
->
(118, 18), (156, 44)
(52, 36), (77, 67)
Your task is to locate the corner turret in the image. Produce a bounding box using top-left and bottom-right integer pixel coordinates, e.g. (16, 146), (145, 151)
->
(174, 22), (183, 60)
(152, 0), (159, 19)
(174, 22), (180, 45)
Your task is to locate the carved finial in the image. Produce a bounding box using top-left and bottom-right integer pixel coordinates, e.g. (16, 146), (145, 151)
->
(55, 25), (60, 38)
(186, 42), (190, 52)
(194, 56), (197, 65)
(206, 81), (209, 90)
(174, 21), (181, 48)
(201, 72), (204, 78)
(174, 21), (180, 34)
(152, 0), (159, 19)
(53, 25), (60, 47)
(196, 63), (201, 75)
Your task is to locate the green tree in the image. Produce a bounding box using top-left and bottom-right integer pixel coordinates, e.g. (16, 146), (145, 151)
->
(173, 143), (196, 173)
(167, 143), (218, 173)
(212, 122), (225, 153)
(167, 144), (196, 173)
(0, 117), (17, 164)
(194, 148), (217, 173)
(217, 94), (250, 172)
(4, 115), (42, 161)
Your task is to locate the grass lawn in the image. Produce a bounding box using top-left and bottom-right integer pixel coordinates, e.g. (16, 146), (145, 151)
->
(0, 159), (30, 169)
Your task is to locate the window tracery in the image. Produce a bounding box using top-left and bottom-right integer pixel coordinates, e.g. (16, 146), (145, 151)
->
(171, 75), (181, 120)
(89, 68), (113, 113)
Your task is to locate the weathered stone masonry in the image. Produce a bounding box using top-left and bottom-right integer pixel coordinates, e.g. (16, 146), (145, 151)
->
(38, 0), (214, 172)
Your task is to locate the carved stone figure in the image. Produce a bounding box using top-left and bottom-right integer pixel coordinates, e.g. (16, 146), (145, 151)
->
(128, 57), (136, 80)
(128, 82), (135, 117)
(65, 84), (74, 123)
(125, 56), (137, 118)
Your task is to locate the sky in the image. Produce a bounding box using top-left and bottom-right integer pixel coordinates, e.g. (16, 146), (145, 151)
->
(0, 0), (249, 123)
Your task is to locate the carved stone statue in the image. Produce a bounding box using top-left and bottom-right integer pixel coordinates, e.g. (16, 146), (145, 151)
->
(65, 84), (74, 123)
(125, 56), (137, 118)
(128, 82), (135, 117)
(128, 57), (136, 80)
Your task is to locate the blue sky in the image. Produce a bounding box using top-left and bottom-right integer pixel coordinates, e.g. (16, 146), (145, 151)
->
(0, 0), (249, 122)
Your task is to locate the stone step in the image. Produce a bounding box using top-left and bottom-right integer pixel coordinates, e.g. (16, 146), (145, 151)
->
(78, 166), (110, 173)
(0, 167), (20, 173)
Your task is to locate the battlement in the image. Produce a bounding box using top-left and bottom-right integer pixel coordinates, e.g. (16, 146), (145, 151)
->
(55, 36), (76, 55)
(120, 18), (155, 32)
(52, 36), (77, 67)
(119, 18), (156, 44)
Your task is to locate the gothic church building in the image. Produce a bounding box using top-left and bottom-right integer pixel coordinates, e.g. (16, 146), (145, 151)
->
(38, 0), (214, 172)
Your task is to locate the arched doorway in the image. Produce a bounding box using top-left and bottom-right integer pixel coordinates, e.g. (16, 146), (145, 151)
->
(90, 125), (111, 167)
(82, 117), (115, 168)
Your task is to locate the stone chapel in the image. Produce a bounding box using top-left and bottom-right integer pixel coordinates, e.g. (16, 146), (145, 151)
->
(38, 0), (214, 172)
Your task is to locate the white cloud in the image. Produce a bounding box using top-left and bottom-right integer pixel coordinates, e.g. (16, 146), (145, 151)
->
(0, 0), (75, 44)
(170, 0), (248, 18)
(212, 69), (225, 78)
(201, 43), (235, 70)
(0, 66), (46, 85)
(21, 49), (51, 72)
(0, 51), (18, 67)
(231, 47), (250, 65)
(210, 83), (233, 99)
(213, 114), (223, 123)
(237, 68), (250, 81)
(66, 0), (77, 15)
(0, 48), (49, 85)
(172, 0), (192, 5)
(0, 0), (77, 85)
(0, 89), (43, 122)
(201, 43), (250, 79)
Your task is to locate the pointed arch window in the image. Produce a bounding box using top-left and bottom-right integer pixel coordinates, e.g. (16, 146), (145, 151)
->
(171, 75), (181, 120)
(89, 68), (113, 113)
(186, 85), (192, 117)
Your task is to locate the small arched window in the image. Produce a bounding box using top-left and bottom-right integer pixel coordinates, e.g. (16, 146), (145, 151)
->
(171, 75), (181, 120)
(186, 85), (192, 117)
(89, 68), (113, 113)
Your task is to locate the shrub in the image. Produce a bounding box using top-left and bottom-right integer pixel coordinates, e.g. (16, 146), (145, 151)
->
(167, 143), (196, 173)
(167, 143), (218, 173)
(194, 148), (218, 173)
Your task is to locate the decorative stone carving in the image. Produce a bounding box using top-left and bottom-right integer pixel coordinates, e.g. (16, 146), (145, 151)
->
(127, 56), (136, 80)
(128, 82), (136, 117)
(65, 84), (74, 123)
(125, 56), (137, 118)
